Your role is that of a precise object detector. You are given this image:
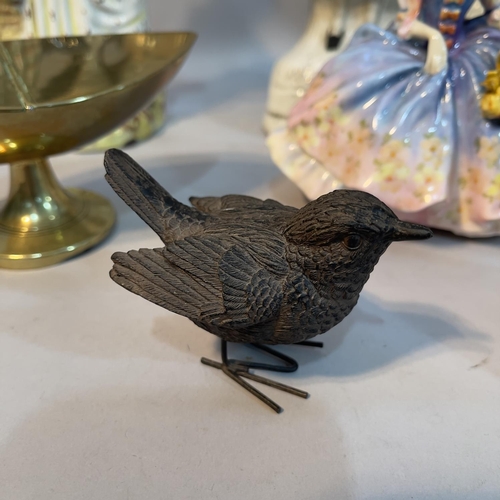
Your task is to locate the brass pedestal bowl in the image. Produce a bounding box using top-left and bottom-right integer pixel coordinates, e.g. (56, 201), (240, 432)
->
(0, 32), (196, 269)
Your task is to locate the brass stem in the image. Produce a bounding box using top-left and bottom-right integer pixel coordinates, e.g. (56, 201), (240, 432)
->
(0, 158), (84, 233)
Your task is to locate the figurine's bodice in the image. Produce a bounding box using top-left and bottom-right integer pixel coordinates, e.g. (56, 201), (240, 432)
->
(420, 0), (477, 48)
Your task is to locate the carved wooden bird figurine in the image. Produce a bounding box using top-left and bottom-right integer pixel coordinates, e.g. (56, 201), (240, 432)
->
(104, 148), (432, 413)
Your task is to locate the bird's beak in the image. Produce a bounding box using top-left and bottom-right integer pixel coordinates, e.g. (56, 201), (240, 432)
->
(390, 220), (433, 241)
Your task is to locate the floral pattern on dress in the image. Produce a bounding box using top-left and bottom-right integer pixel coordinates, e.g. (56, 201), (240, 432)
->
(485, 174), (500, 202)
(292, 107), (452, 210)
(269, 0), (500, 236)
(477, 136), (500, 169)
(373, 138), (411, 193)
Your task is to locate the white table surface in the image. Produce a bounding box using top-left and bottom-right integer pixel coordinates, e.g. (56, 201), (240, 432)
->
(1, 2), (500, 499)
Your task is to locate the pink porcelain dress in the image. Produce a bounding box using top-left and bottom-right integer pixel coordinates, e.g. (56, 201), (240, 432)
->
(268, 0), (500, 237)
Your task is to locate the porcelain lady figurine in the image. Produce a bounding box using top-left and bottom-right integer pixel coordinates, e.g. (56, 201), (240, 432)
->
(0, 0), (165, 151)
(268, 0), (500, 237)
(263, 0), (399, 132)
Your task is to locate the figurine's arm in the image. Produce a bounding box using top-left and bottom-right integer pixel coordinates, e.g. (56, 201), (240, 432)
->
(482, 0), (500, 28)
(396, 2), (448, 75)
(466, 1), (485, 19)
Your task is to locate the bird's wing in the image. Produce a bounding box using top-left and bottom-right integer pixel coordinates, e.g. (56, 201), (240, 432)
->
(189, 194), (298, 216)
(110, 231), (288, 329)
(110, 247), (220, 319)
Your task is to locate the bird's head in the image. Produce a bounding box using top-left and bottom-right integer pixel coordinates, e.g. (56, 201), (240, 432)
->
(284, 190), (432, 285)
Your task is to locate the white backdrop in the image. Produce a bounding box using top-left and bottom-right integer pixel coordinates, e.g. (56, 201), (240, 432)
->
(0, 1), (499, 499)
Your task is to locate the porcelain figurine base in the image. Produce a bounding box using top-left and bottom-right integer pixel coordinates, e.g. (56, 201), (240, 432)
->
(0, 159), (115, 269)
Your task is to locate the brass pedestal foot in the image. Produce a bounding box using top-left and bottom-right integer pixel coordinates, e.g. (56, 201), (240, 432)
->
(0, 158), (115, 269)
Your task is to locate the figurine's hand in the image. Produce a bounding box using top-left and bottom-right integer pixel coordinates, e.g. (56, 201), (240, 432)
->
(396, 16), (448, 75)
(424, 32), (448, 75)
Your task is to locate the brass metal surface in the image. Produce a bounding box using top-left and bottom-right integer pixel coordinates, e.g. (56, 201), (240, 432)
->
(0, 32), (197, 269)
(0, 159), (115, 269)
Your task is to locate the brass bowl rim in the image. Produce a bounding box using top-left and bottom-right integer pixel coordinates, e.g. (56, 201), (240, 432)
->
(0, 31), (198, 111)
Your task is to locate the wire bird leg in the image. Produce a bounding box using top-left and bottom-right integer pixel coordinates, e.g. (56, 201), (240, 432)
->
(201, 339), (324, 414)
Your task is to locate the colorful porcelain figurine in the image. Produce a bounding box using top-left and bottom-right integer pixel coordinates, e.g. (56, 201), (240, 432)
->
(263, 0), (399, 132)
(0, 0), (165, 151)
(268, 0), (500, 237)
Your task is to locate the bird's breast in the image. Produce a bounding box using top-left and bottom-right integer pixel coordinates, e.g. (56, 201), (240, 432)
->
(270, 271), (361, 344)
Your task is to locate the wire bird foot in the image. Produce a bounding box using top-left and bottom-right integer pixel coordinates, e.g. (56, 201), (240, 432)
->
(201, 339), (323, 413)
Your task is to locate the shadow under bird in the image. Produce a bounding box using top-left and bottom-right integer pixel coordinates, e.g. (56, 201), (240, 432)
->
(104, 148), (432, 413)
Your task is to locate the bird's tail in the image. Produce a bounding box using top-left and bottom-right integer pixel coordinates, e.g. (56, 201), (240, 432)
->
(104, 149), (205, 242)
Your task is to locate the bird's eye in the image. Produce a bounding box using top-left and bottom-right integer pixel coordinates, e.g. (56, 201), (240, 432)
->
(343, 234), (362, 250)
